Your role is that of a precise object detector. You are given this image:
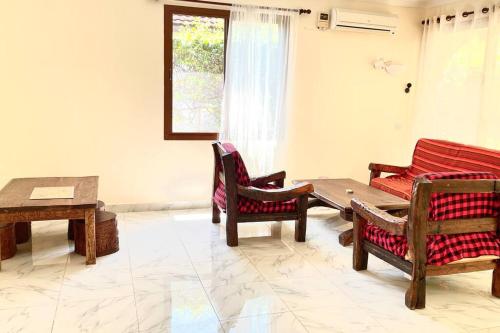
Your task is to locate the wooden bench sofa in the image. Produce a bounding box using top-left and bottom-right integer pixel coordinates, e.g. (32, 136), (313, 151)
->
(352, 139), (500, 309)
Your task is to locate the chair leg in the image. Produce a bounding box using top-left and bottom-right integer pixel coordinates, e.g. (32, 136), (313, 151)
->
(493, 262), (500, 298)
(226, 213), (238, 247)
(294, 218), (306, 242)
(353, 214), (368, 271)
(294, 196), (308, 242)
(68, 220), (75, 240)
(212, 202), (221, 224)
(405, 270), (426, 309)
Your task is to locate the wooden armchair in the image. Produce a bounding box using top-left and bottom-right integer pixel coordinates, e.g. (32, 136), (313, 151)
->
(351, 172), (500, 309)
(211, 142), (313, 247)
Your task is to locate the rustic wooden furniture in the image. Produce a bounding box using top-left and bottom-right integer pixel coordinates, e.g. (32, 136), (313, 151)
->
(352, 176), (500, 309)
(74, 211), (119, 257)
(68, 200), (105, 240)
(15, 222), (31, 244)
(0, 177), (98, 270)
(293, 178), (409, 246)
(369, 138), (500, 200)
(0, 223), (17, 260)
(212, 142), (313, 246)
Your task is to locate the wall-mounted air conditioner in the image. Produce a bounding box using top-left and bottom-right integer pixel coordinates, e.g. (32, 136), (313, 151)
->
(330, 8), (398, 35)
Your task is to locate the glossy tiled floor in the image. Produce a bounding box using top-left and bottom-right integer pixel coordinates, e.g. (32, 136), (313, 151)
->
(1, 208), (499, 333)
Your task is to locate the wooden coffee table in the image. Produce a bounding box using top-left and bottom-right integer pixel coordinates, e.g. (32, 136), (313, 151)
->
(0, 177), (99, 270)
(294, 178), (409, 246)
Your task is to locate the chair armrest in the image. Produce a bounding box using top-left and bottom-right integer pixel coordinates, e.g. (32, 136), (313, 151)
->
(251, 171), (286, 187)
(368, 163), (408, 175)
(351, 198), (408, 236)
(237, 182), (313, 202)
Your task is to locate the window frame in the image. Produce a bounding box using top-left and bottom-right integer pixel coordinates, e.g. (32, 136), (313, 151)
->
(164, 5), (230, 141)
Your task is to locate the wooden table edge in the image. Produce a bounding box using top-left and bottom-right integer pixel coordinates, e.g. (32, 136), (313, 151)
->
(293, 178), (410, 247)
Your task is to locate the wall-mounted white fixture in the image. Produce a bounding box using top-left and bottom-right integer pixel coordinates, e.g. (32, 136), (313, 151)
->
(331, 8), (398, 35)
(373, 58), (405, 75)
(317, 12), (330, 30)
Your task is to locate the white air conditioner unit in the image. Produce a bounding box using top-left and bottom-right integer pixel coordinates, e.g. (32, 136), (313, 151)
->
(330, 8), (398, 35)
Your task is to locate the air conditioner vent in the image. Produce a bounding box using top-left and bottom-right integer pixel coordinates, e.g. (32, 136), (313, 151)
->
(331, 8), (398, 35)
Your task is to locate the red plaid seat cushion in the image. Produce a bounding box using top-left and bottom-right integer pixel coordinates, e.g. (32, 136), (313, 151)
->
(238, 184), (297, 214)
(364, 172), (500, 266)
(213, 143), (297, 214)
(370, 175), (413, 200)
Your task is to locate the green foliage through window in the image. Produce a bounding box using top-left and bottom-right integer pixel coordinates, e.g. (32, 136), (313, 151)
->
(173, 17), (225, 74)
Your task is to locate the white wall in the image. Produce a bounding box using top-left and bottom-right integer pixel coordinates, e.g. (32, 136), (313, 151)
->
(0, 0), (423, 206)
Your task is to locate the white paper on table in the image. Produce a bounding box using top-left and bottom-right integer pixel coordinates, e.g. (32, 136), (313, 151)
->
(30, 186), (75, 200)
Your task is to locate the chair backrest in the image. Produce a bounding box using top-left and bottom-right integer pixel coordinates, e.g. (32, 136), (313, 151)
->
(212, 142), (251, 210)
(409, 171), (499, 236)
(405, 139), (500, 180)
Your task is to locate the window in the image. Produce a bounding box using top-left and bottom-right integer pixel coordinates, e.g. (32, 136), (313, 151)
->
(164, 5), (229, 140)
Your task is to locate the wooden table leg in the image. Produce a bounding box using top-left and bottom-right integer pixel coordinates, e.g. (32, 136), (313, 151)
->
(339, 229), (354, 247)
(338, 209), (354, 247)
(85, 208), (96, 265)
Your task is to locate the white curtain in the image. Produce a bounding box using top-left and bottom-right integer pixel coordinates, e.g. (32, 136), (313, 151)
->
(219, 5), (297, 175)
(412, 3), (500, 149)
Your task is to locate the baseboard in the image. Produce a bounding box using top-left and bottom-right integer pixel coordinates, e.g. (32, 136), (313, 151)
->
(106, 200), (211, 213)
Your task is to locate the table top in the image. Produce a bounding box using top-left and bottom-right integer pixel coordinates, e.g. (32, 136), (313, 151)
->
(0, 177), (98, 211)
(294, 178), (409, 212)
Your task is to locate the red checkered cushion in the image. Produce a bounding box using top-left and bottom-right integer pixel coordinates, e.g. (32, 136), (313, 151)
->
(238, 184), (297, 214)
(364, 172), (500, 266)
(219, 143), (251, 186)
(425, 172), (499, 221)
(213, 143), (297, 214)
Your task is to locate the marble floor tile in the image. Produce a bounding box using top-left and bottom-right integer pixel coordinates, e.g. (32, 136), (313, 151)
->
(132, 263), (202, 294)
(52, 296), (138, 333)
(238, 239), (295, 260)
(294, 304), (388, 333)
(470, 327), (500, 333)
(221, 312), (307, 333)
(0, 278), (61, 309)
(194, 257), (264, 288)
(425, 276), (496, 311)
(2, 208), (499, 332)
(361, 300), (462, 333)
(60, 265), (134, 301)
(0, 305), (56, 333)
(268, 277), (341, 311)
(184, 240), (246, 263)
(135, 287), (218, 332)
(160, 321), (223, 333)
(0, 252), (66, 282)
(329, 269), (409, 305)
(206, 281), (288, 320)
(27, 237), (71, 266)
(251, 253), (323, 281)
(66, 250), (131, 270)
(430, 300), (500, 331)
(129, 246), (191, 269)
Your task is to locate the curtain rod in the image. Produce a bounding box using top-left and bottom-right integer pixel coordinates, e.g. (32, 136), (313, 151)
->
(421, 7), (493, 25)
(169, 0), (312, 15)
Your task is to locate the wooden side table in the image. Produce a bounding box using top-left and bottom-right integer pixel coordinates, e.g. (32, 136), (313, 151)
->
(0, 177), (99, 270)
